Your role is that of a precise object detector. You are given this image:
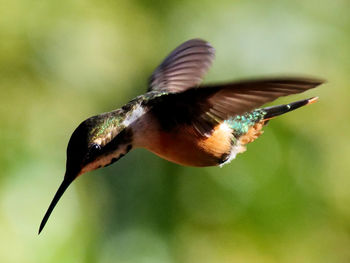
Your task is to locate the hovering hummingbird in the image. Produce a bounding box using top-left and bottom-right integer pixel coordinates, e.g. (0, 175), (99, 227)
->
(39, 39), (323, 234)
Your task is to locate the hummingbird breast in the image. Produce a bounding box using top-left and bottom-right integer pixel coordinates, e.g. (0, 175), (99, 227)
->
(131, 112), (234, 167)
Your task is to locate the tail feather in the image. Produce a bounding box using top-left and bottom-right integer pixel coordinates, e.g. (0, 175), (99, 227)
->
(262, 97), (318, 120)
(222, 97), (318, 165)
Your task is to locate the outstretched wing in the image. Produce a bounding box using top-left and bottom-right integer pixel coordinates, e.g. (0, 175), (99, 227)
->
(150, 78), (324, 136)
(148, 39), (215, 93)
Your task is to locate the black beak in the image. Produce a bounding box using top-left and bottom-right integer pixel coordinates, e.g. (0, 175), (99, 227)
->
(38, 176), (75, 234)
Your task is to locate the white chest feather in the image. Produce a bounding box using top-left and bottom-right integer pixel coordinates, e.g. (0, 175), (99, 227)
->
(122, 105), (146, 127)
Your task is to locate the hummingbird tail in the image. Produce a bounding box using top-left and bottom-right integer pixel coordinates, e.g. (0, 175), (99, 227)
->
(262, 97), (318, 120)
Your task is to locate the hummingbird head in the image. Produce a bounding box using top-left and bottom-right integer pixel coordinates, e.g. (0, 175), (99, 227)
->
(39, 112), (133, 234)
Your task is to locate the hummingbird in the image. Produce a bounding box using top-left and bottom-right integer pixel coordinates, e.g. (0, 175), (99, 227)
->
(39, 39), (324, 234)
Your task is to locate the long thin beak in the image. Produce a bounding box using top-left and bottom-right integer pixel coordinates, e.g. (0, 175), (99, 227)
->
(38, 177), (74, 234)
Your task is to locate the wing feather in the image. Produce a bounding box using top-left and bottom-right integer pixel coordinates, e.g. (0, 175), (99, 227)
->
(150, 77), (324, 137)
(148, 39), (215, 93)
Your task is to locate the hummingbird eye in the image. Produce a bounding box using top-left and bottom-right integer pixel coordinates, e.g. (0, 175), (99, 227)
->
(91, 143), (101, 150)
(90, 143), (101, 152)
(86, 143), (101, 161)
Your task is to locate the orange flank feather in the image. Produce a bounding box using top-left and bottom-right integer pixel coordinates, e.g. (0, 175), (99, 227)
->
(239, 121), (266, 145)
(133, 114), (233, 167)
(154, 123), (232, 167)
(197, 123), (232, 158)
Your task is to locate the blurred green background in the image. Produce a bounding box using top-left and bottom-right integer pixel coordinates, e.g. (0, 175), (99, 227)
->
(1, 0), (350, 262)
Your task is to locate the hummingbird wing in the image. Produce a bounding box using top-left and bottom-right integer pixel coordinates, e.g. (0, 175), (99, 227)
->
(150, 78), (324, 136)
(148, 39), (215, 93)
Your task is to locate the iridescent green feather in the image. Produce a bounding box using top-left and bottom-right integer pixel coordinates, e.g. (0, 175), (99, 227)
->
(88, 91), (168, 144)
(225, 109), (266, 138)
